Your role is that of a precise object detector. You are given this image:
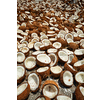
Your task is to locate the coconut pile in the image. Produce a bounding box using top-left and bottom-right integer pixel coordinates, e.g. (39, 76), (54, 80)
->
(17, 0), (84, 100)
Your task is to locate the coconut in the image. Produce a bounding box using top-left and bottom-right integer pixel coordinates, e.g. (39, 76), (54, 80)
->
(75, 72), (84, 85)
(47, 31), (55, 34)
(21, 41), (28, 46)
(32, 51), (45, 57)
(17, 52), (25, 63)
(47, 48), (57, 54)
(42, 80), (59, 99)
(79, 34), (84, 39)
(68, 42), (79, 51)
(75, 85), (84, 100)
(73, 60), (84, 71)
(47, 34), (57, 38)
(28, 41), (34, 49)
(40, 35), (48, 41)
(58, 50), (68, 63)
(60, 70), (73, 87)
(80, 39), (84, 49)
(53, 42), (62, 49)
(55, 94), (72, 100)
(37, 66), (50, 79)
(42, 39), (51, 46)
(17, 66), (26, 84)
(17, 43), (27, 49)
(17, 82), (30, 100)
(66, 38), (74, 44)
(49, 38), (57, 43)
(28, 73), (41, 93)
(74, 49), (84, 59)
(62, 48), (73, 55)
(65, 33), (73, 40)
(37, 54), (51, 66)
(67, 54), (78, 66)
(50, 66), (62, 78)
(48, 53), (58, 67)
(35, 95), (51, 100)
(19, 46), (29, 56)
(64, 63), (77, 75)
(34, 42), (42, 51)
(73, 33), (81, 41)
(24, 56), (36, 70)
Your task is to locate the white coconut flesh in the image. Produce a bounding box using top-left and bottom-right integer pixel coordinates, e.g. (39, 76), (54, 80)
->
(43, 84), (58, 99)
(49, 38), (57, 41)
(17, 52), (25, 63)
(47, 48), (57, 53)
(62, 49), (73, 55)
(37, 54), (51, 64)
(53, 42), (61, 49)
(28, 42), (34, 49)
(31, 33), (38, 38)
(20, 47), (29, 53)
(42, 39), (51, 46)
(79, 34), (84, 38)
(80, 39), (84, 45)
(57, 95), (72, 100)
(63, 71), (73, 86)
(67, 38), (74, 44)
(74, 49), (84, 55)
(21, 41), (28, 46)
(74, 60), (84, 67)
(49, 54), (57, 66)
(50, 66), (62, 74)
(28, 73), (39, 91)
(47, 31), (55, 34)
(75, 72), (84, 83)
(40, 35), (48, 40)
(67, 64), (76, 71)
(37, 67), (49, 73)
(65, 33), (73, 40)
(37, 97), (45, 100)
(67, 54), (74, 64)
(34, 42), (42, 50)
(17, 83), (28, 96)
(80, 86), (84, 96)
(57, 33), (64, 39)
(17, 66), (25, 80)
(18, 44), (26, 49)
(32, 51), (45, 56)
(24, 56), (36, 69)
(58, 51), (68, 62)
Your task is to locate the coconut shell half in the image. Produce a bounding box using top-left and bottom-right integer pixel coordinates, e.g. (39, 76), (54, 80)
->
(55, 94), (72, 100)
(42, 80), (59, 99)
(60, 70), (73, 87)
(75, 85), (84, 100)
(37, 66), (50, 79)
(64, 63), (77, 75)
(37, 54), (51, 66)
(28, 72), (41, 93)
(17, 66), (26, 84)
(50, 66), (62, 78)
(17, 82), (30, 100)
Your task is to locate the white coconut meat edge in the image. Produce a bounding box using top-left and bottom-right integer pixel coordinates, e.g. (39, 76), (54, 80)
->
(43, 84), (58, 99)
(17, 66), (25, 80)
(28, 73), (39, 91)
(80, 86), (84, 96)
(34, 42), (42, 51)
(67, 54), (74, 64)
(58, 51), (68, 62)
(74, 49), (84, 55)
(75, 72), (84, 83)
(48, 53), (57, 67)
(20, 47), (29, 53)
(74, 60), (84, 67)
(17, 83), (28, 96)
(53, 42), (61, 49)
(57, 95), (72, 100)
(63, 71), (73, 86)
(50, 66), (62, 74)
(47, 48), (57, 53)
(37, 97), (45, 100)
(37, 54), (51, 64)
(17, 52), (25, 62)
(24, 56), (36, 69)
(37, 66), (49, 73)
